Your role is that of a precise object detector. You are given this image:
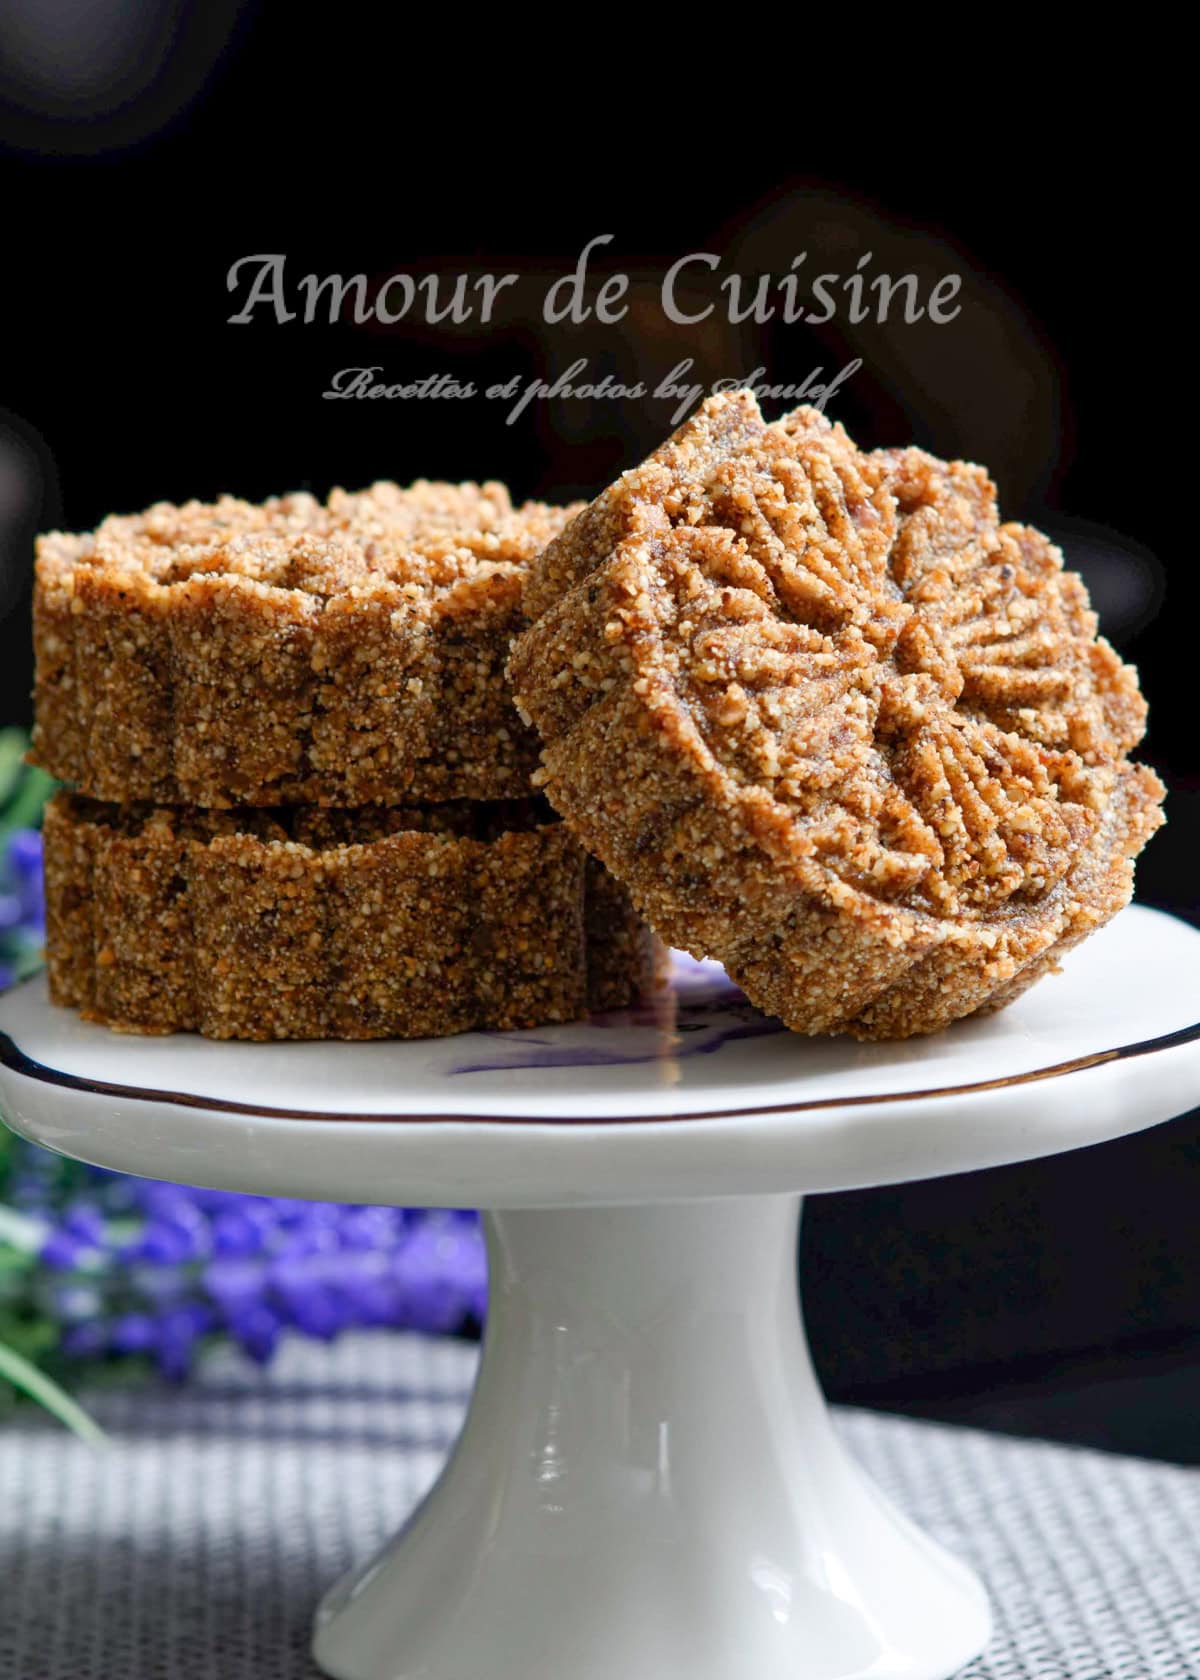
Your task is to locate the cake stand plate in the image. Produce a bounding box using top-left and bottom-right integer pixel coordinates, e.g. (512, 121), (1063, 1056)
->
(3, 903), (1199, 1680)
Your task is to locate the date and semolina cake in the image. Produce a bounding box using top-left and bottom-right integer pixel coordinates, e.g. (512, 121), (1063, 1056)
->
(508, 391), (1165, 1040)
(42, 793), (660, 1041)
(32, 480), (581, 808)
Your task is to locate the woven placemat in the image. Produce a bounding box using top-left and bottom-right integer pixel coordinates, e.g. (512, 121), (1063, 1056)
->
(1, 1332), (1196, 1679)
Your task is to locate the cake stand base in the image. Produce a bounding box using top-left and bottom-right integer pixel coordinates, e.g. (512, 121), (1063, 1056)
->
(313, 1197), (991, 1680)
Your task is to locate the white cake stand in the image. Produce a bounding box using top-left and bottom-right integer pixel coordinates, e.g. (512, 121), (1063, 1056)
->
(3, 903), (1200, 1680)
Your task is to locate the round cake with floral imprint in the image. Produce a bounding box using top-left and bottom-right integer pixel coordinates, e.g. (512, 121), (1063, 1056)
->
(509, 391), (1165, 1039)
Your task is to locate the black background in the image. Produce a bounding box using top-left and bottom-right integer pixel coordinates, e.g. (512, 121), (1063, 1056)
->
(1, 12), (1195, 1458)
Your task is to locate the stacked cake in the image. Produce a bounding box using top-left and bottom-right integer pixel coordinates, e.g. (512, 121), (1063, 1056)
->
(32, 481), (660, 1039)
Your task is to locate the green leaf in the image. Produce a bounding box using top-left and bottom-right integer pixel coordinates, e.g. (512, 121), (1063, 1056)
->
(0, 730), (27, 809)
(0, 1205), (44, 1253)
(12, 946), (45, 983)
(0, 1339), (107, 1443)
(1, 765), (55, 834)
(0, 1315), (58, 1362)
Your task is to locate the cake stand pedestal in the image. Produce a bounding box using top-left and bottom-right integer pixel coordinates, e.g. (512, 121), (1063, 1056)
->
(3, 905), (1199, 1680)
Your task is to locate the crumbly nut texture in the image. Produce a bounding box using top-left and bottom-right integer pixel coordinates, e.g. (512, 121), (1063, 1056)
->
(509, 391), (1165, 1040)
(32, 481), (580, 807)
(43, 793), (660, 1040)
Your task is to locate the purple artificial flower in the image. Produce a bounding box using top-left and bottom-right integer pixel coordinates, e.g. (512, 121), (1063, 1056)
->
(5, 828), (43, 880)
(1, 827), (46, 982)
(11, 1140), (488, 1379)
